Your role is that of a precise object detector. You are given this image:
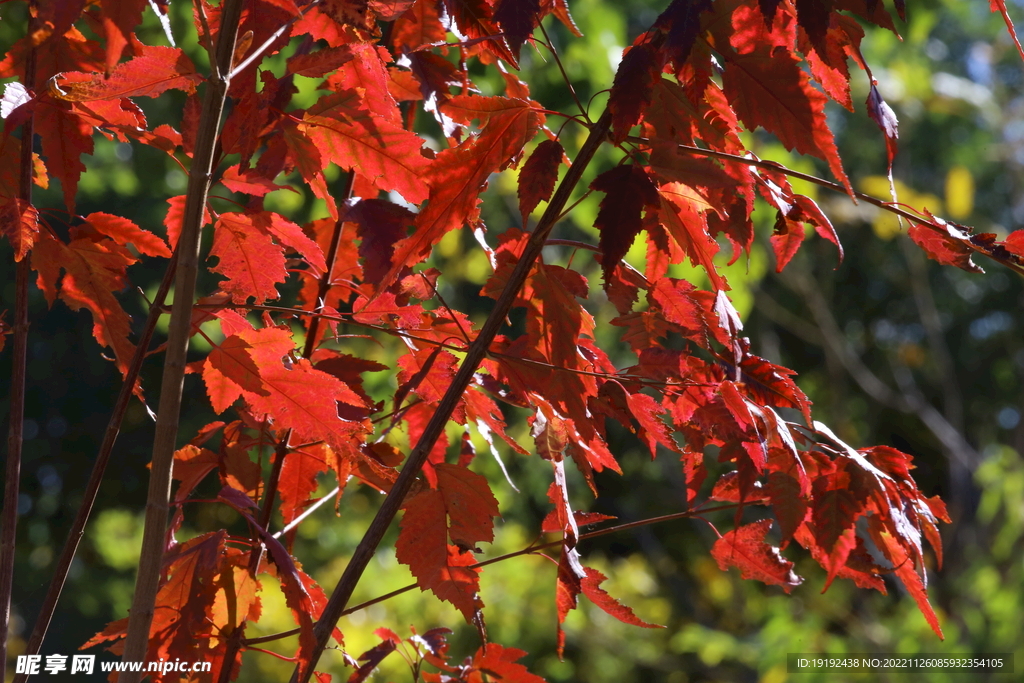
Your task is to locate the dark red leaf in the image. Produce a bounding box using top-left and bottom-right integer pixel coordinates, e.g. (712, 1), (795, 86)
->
(608, 42), (661, 144)
(494, 0), (542, 60)
(591, 165), (660, 283)
(517, 139), (564, 225)
(908, 219), (983, 273)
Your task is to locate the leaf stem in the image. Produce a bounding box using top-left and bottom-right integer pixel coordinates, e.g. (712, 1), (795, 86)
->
(537, 22), (588, 122)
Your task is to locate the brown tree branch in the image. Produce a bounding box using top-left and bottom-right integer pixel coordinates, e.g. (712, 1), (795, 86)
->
(117, 1), (245, 679)
(12, 256), (177, 683)
(288, 106), (614, 683)
(0, 14), (36, 678)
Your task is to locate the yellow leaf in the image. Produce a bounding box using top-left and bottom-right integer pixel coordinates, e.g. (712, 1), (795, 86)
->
(945, 165), (974, 219)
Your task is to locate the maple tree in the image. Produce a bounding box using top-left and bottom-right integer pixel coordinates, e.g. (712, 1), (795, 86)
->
(3, 0), (1024, 681)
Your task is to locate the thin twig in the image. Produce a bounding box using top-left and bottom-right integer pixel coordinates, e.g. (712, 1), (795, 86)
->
(302, 171), (357, 359)
(13, 255), (178, 683)
(273, 486), (341, 540)
(193, 302), (702, 388)
(245, 503), (741, 647)
(627, 136), (1024, 277)
(537, 22), (588, 122)
(227, 0), (325, 79)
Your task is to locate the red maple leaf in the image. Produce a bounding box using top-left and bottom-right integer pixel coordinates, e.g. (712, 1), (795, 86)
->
(301, 89), (431, 203)
(396, 463), (499, 619)
(908, 219), (983, 273)
(711, 519), (803, 592)
(51, 43), (201, 101)
(384, 95), (542, 290)
(591, 164), (660, 282)
(210, 212), (288, 304)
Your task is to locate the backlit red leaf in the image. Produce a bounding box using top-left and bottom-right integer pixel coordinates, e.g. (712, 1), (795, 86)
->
(82, 212), (171, 258)
(0, 197), (39, 261)
(31, 232), (136, 379)
(711, 519), (802, 592)
(51, 44), (201, 101)
(302, 89), (430, 203)
(908, 219), (983, 273)
(385, 96), (541, 289)
(580, 567), (663, 628)
(210, 212), (288, 304)
(395, 463), (497, 619)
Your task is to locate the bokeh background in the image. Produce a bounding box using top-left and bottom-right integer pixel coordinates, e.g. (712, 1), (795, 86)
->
(2, 0), (1023, 681)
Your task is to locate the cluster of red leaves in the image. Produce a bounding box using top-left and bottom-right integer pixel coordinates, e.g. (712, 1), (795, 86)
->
(8, 0), (1018, 679)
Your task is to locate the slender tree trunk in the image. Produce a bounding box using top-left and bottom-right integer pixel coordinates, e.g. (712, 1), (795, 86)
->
(116, 3), (244, 679)
(12, 257), (176, 683)
(0, 15), (36, 677)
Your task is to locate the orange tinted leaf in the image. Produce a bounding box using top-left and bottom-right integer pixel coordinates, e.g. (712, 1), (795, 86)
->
(31, 232), (137, 379)
(210, 212), (288, 304)
(397, 346), (460, 405)
(301, 89), (430, 203)
(202, 335), (269, 413)
(164, 194), (212, 250)
(35, 101), (92, 210)
(278, 444), (330, 524)
(51, 45), (201, 101)
(391, 0), (447, 51)
(0, 197), (39, 261)
(82, 212), (171, 258)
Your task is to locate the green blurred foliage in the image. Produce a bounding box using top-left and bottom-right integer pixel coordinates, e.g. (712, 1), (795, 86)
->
(2, 0), (1023, 681)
